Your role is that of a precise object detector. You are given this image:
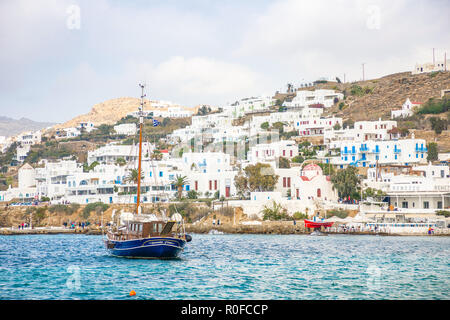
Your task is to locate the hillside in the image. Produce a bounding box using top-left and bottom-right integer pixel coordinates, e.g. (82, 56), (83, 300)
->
(323, 71), (450, 121)
(58, 97), (199, 129)
(0, 116), (55, 137)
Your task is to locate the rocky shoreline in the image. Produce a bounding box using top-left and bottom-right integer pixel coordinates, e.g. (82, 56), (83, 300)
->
(1, 222), (448, 236)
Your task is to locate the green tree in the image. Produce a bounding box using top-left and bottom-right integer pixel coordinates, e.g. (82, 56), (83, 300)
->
(260, 122), (269, 130)
(172, 175), (189, 200)
(331, 166), (361, 200)
(244, 163), (279, 192)
(427, 142), (438, 162)
(429, 117), (448, 134)
(278, 157), (291, 168)
(125, 168), (144, 185)
(115, 157), (126, 166)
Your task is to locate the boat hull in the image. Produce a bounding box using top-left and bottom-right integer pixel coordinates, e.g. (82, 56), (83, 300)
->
(304, 219), (334, 229)
(105, 236), (186, 259)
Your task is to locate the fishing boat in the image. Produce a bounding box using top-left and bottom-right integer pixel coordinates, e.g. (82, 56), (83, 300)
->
(104, 84), (191, 259)
(304, 219), (334, 229)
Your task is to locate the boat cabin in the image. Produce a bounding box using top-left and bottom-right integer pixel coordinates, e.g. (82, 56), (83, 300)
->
(127, 220), (176, 239)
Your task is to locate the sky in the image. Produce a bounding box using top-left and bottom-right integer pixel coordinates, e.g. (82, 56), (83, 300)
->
(0, 0), (449, 123)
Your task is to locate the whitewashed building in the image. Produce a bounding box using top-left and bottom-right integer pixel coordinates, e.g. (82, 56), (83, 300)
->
(328, 138), (429, 169)
(248, 140), (298, 163)
(283, 89), (343, 108)
(391, 98), (422, 119)
(114, 123), (137, 136)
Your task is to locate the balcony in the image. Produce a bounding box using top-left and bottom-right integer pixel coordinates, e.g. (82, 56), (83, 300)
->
(415, 147), (427, 152)
(359, 146), (369, 152)
(371, 149), (380, 154)
(394, 149), (401, 154)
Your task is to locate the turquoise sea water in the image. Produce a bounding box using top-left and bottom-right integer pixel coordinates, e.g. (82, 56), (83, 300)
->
(0, 234), (448, 300)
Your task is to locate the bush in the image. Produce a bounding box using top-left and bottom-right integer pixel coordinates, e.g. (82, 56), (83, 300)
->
(417, 98), (449, 114)
(82, 202), (109, 219)
(187, 190), (199, 199)
(327, 209), (349, 218)
(261, 201), (289, 221)
(436, 210), (450, 218)
(293, 212), (308, 220)
(48, 204), (75, 215)
(429, 117), (448, 134)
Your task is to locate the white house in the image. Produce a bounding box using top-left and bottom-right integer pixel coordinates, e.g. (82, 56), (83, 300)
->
(391, 98), (422, 119)
(295, 117), (342, 137)
(328, 138), (429, 169)
(77, 122), (96, 133)
(248, 140), (298, 163)
(363, 163), (450, 217)
(412, 59), (449, 74)
(114, 123), (137, 136)
(283, 89), (343, 108)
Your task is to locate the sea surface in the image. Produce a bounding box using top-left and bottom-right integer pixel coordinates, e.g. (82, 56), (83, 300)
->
(0, 233), (448, 300)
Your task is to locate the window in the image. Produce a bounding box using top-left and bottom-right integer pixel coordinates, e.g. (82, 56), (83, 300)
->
(423, 201), (429, 209)
(402, 201), (408, 208)
(437, 201), (443, 209)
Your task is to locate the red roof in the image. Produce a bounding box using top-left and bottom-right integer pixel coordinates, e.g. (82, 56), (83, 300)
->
(411, 101), (422, 105)
(158, 149), (169, 153)
(300, 176), (310, 181)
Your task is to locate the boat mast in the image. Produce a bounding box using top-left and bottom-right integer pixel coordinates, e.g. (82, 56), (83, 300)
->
(136, 83), (146, 214)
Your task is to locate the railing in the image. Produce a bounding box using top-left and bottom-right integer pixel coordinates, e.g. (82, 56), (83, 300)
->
(415, 147), (427, 152)
(394, 149), (401, 153)
(372, 149), (380, 154)
(359, 146), (369, 152)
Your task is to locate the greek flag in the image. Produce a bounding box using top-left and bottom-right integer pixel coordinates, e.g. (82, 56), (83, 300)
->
(153, 119), (160, 127)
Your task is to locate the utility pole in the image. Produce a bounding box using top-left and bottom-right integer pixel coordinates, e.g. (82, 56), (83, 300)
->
(362, 63), (365, 81)
(433, 48), (435, 65)
(445, 52), (447, 71)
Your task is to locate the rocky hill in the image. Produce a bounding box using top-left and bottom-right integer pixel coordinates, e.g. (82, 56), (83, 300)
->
(0, 116), (55, 137)
(322, 71), (450, 121)
(57, 97), (199, 129)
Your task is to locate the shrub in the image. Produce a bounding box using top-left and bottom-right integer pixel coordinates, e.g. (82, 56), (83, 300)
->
(417, 98), (449, 114)
(293, 212), (308, 220)
(261, 201), (289, 221)
(48, 204), (74, 215)
(436, 210), (450, 218)
(327, 209), (349, 218)
(429, 117), (448, 134)
(82, 202), (109, 219)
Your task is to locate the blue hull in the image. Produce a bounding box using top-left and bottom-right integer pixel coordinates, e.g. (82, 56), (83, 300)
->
(105, 237), (186, 259)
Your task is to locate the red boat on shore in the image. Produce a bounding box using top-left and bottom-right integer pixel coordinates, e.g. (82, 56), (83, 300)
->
(304, 219), (334, 229)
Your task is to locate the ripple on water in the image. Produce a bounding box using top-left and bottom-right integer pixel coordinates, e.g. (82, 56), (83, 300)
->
(0, 234), (448, 299)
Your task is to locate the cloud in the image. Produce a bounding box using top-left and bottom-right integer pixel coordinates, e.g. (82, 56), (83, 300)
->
(0, 0), (449, 122)
(146, 56), (268, 104)
(235, 0), (450, 82)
